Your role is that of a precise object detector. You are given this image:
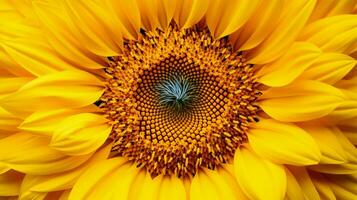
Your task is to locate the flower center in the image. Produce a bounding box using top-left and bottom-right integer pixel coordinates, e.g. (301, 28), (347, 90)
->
(99, 25), (261, 178)
(156, 74), (198, 113)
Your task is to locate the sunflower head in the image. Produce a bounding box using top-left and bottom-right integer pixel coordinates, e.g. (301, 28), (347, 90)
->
(99, 25), (260, 177)
(1, 0), (356, 200)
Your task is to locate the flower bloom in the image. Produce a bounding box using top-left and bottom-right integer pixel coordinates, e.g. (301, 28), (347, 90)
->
(0, 0), (357, 200)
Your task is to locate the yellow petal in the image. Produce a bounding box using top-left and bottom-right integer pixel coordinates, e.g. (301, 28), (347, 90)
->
(192, 169), (237, 200)
(247, 0), (316, 64)
(75, 1), (124, 49)
(260, 80), (345, 122)
(104, 0), (141, 39)
(333, 127), (357, 163)
(308, 0), (338, 22)
(300, 53), (356, 84)
(206, 0), (259, 38)
(301, 125), (347, 164)
(3, 0), (37, 23)
(335, 77), (357, 100)
(134, 173), (162, 200)
(1, 70), (104, 114)
(0, 1), (24, 22)
(0, 133), (92, 175)
(310, 173), (336, 200)
(325, 174), (357, 199)
(51, 113), (111, 156)
(321, 101), (357, 125)
(326, 0), (356, 16)
(20, 191), (46, 200)
(323, 27), (357, 55)
(127, 169), (146, 200)
(0, 170), (23, 196)
(234, 146), (286, 200)
(338, 117), (357, 133)
(0, 18), (42, 41)
(0, 77), (32, 98)
(190, 170), (220, 200)
(257, 42), (321, 87)
(64, 0), (121, 56)
(137, 0), (177, 30)
(173, 0), (209, 29)
(68, 157), (128, 200)
(308, 127), (357, 174)
(0, 163), (10, 174)
(343, 129), (357, 145)
(32, 1), (106, 69)
(19, 108), (92, 136)
(249, 118), (321, 165)
(0, 20), (67, 77)
(288, 166), (320, 200)
(20, 144), (111, 194)
(0, 47), (27, 77)
(0, 47), (30, 77)
(235, 0), (283, 50)
(300, 15), (356, 45)
(309, 163), (357, 175)
(308, 0), (355, 22)
(309, 163), (357, 174)
(299, 14), (357, 54)
(137, 0), (160, 30)
(1, 39), (76, 77)
(103, 164), (141, 200)
(220, 165), (248, 200)
(285, 168), (305, 200)
(0, 106), (22, 132)
(158, 176), (185, 200)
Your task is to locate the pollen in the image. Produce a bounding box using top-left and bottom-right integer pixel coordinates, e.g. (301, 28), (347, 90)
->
(99, 25), (261, 178)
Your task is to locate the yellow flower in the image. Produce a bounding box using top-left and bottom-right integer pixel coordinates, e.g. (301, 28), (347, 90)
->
(0, 0), (357, 200)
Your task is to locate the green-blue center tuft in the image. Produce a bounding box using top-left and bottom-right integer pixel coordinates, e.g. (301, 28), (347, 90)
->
(156, 75), (198, 112)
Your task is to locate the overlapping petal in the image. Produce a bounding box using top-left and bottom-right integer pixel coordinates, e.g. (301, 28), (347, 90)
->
(299, 14), (357, 54)
(232, 0), (283, 51)
(0, 70), (104, 114)
(234, 147), (286, 200)
(260, 80), (346, 122)
(206, 0), (259, 38)
(19, 144), (111, 198)
(32, 1), (107, 69)
(137, 0), (177, 30)
(69, 157), (128, 200)
(19, 106), (100, 136)
(257, 42), (321, 87)
(51, 113), (111, 156)
(0, 133), (92, 175)
(299, 52), (356, 84)
(190, 167), (244, 200)
(173, 0), (209, 29)
(249, 118), (321, 165)
(301, 125), (347, 164)
(247, 0), (316, 64)
(325, 174), (357, 199)
(288, 167), (320, 200)
(104, 0), (141, 39)
(310, 172), (336, 200)
(63, 0), (122, 56)
(0, 107), (22, 133)
(309, 0), (356, 22)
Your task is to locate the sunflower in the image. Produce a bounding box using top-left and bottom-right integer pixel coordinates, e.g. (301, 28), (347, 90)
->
(0, 0), (357, 199)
